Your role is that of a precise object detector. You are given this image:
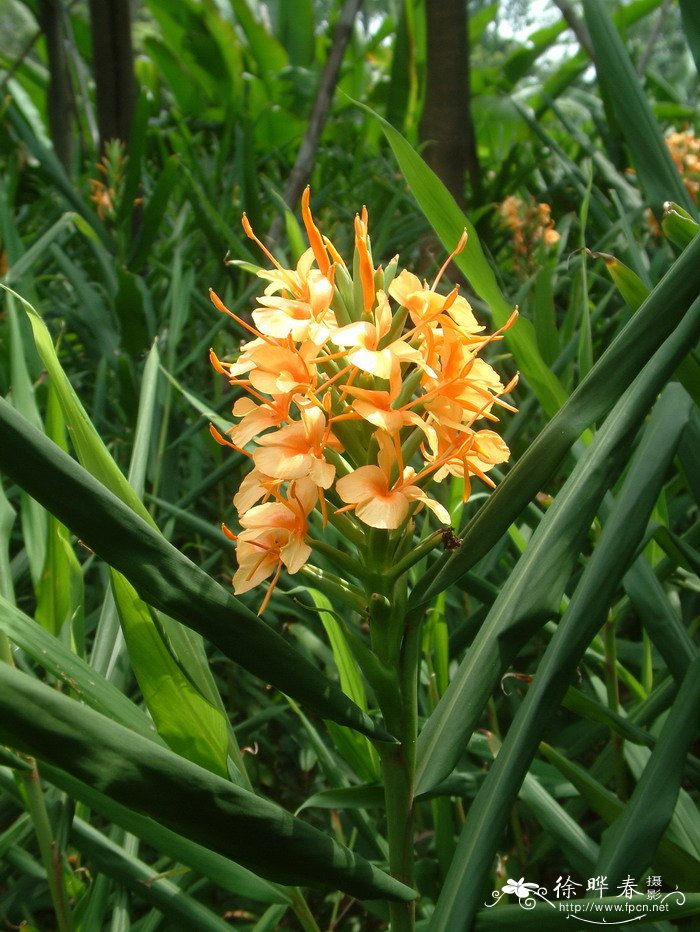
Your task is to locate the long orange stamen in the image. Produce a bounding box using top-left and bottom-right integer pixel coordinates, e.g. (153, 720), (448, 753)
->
(432, 229), (468, 290)
(209, 424), (253, 457)
(241, 214), (297, 293)
(209, 289), (276, 345)
(318, 487), (328, 527)
(336, 367), (358, 406)
(310, 349), (349, 364)
(222, 523), (237, 541)
(315, 363), (354, 394)
(301, 186), (330, 276)
(210, 348), (231, 375)
(323, 236), (346, 269)
(257, 561), (283, 615)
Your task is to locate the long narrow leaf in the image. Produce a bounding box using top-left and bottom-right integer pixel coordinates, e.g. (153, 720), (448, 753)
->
(415, 306), (700, 793)
(0, 663), (414, 901)
(19, 766), (287, 905)
(410, 240), (700, 610)
(70, 820), (235, 932)
(0, 594), (158, 742)
(595, 655), (700, 886)
(428, 386), (692, 931)
(357, 101), (568, 416)
(583, 0), (696, 216)
(680, 0), (700, 72)
(0, 398), (393, 742)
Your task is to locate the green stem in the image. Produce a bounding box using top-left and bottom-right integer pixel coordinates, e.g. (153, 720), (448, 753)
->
(307, 537), (368, 582)
(288, 887), (321, 932)
(21, 763), (73, 932)
(387, 531), (442, 580)
(371, 564), (419, 932)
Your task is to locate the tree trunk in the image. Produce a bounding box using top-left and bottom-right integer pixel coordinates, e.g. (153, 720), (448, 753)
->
(419, 0), (480, 206)
(38, 0), (76, 173)
(88, 0), (135, 149)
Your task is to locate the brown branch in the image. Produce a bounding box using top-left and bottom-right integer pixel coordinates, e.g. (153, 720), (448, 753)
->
(270, 0), (363, 240)
(88, 0), (136, 150)
(551, 0), (594, 58)
(637, 0), (673, 75)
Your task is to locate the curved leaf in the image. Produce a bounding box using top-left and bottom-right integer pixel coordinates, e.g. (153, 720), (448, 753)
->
(410, 239), (700, 611)
(0, 663), (414, 902)
(595, 655), (700, 887)
(428, 386), (692, 931)
(356, 100), (568, 417)
(415, 302), (700, 794)
(0, 397), (393, 743)
(583, 0), (696, 217)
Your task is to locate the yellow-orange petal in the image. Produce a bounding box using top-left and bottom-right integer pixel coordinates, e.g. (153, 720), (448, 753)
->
(302, 186), (330, 276)
(336, 465), (387, 504)
(355, 491), (408, 530)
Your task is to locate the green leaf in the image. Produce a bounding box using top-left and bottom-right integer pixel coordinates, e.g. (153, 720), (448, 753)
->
(623, 560), (697, 683)
(583, 0), (696, 217)
(6, 291), (46, 586)
(229, 0), (288, 79)
(0, 664), (414, 902)
(0, 397), (393, 742)
(2, 212), (78, 287)
(410, 231), (700, 610)
(298, 785), (385, 812)
(10, 292), (233, 775)
(415, 303), (700, 795)
(662, 201), (700, 248)
(0, 478), (16, 604)
(70, 820), (236, 932)
(34, 384), (83, 637)
(562, 687), (655, 748)
(111, 572), (229, 777)
(356, 100), (568, 417)
(680, 0), (700, 73)
(5, 102), (111, 247)
(595, 655), (700, 887)
(275, 0), (314, 67)
(0, 594), (158, 741)
(540, 743), (700, 888)
(127, 155), (182, 272)
(308, 588), (381, 782)
(427, 386), (693, 932)
(0, 765), (286, 905)
(520, 776), (597, 876)
(593, 251), (650, 312)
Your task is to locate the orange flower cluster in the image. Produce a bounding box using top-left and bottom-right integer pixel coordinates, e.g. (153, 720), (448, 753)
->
(211, 190), (517, 612)
(88, 140), (129, 222)
(666, 130), (700, 201)
(499, 195), (559, 275)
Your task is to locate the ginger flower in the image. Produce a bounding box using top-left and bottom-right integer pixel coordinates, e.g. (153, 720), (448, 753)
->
(499, 194), (559, 275)
(331, 290), (424, 389)
(210, 188), (517, 612)
(253, 265), (337, 343)
(230, 480), (316, 613)
(253, 406), (339, 489)
(336, 433), (450, 530)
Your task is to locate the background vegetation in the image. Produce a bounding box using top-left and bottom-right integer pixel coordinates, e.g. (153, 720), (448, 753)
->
(0, 0), (699, 929)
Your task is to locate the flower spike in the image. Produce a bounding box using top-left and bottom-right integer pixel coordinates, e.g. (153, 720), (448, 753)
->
(209, 190), (515, 612)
